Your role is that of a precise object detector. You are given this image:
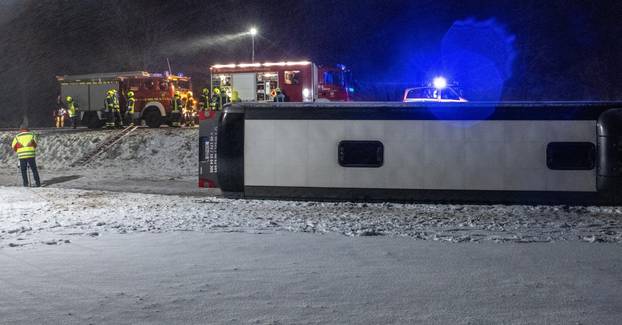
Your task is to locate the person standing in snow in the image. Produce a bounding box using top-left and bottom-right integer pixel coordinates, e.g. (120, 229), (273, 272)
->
(105, 89), (116, 128)
(66, 96), (78, 129)
(171, 91), (183, 127)
(12, 125), (41, 187)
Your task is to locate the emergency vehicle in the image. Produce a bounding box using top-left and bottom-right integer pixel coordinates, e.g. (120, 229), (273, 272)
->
(210, 61), (350, 102)
(56, 71), (192, 128)
(403, 77), (468, 103)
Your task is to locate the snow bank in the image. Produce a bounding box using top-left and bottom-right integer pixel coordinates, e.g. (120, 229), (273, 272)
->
(2, 186), (622, 249)
(0, 129), (198, 176)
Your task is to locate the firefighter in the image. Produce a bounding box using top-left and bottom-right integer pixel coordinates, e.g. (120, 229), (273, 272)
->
(199, 88), (210, 112)
(55, 106), (66, 128)
(171, 91), (183, 127)
(274, 88), (286, 102)
(231, 89), (240, 103)
(105, 89), (116, 128)
(184, 92), (196, 127)
(126, 91), (136, 126)
(66, 96), (78, 129)
(112, 89), (123, 127)
(210, 87), (223, 111)
(12, 126), (41, 187)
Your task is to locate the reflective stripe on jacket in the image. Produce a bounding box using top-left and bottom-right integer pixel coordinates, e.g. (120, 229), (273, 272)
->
(105, 95), (115, 111)
(11, 132), (37, 159)
(173, 97), (183, 112)
(127, 98), (135, 114)
(68, 102), (77, 117)
(113, 94), (120, 111)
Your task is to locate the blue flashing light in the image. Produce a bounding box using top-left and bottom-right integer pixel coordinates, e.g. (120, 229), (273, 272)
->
(177, 72), (184, 77)
(433, 77), (447, 90)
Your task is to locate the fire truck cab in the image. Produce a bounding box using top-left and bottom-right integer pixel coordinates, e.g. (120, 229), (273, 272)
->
(210, 61), (350, 103)
(57, 71), (192, 128)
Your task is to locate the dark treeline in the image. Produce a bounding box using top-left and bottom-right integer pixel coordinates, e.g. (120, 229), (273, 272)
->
(0, 0), (621, 127)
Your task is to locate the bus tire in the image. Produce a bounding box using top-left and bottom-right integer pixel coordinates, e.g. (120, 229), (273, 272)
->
(143, 108), (162, 128)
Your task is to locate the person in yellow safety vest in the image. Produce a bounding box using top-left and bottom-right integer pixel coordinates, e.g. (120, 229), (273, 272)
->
(210, 87), (224, 111)
(105, 89), (116, 128)
(112, 89), (123, 127)
(55, 106), (66, 128)
(66, 96), (78, 129)
(11, 126), (41, 187)
(231, 89), (240, 103)
(184, 92), (196, 127)
(171, 91), (183, 127)
(126, 91), (136, 126)
(274, 88), (286, 102)
(199, 88), (210, 112)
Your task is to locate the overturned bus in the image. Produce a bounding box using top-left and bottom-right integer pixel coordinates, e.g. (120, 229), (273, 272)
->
(199, 102), (622, 205)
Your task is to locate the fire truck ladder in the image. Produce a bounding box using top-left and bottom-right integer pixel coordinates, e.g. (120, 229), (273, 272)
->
(70, 126), (139, 167)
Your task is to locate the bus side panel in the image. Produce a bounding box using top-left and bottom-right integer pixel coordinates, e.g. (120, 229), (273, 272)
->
(244, 120), (597, 192)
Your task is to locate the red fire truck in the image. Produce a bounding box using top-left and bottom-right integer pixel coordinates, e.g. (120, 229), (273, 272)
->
(57, 71), (192, 128)
(210, 61), (351, 102)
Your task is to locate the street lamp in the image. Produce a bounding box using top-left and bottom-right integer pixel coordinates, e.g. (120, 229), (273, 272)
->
(249, 27), (258, 63)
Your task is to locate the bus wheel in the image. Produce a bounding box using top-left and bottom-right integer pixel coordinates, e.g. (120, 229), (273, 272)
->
(143, 109), (162, 128)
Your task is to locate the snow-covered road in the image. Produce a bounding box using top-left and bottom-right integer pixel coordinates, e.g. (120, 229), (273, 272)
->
(1, 232), (621, 324)
(2, 186), (622, 249)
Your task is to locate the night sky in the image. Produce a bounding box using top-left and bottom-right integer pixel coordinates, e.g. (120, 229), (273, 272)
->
(1, 0), (621, 127)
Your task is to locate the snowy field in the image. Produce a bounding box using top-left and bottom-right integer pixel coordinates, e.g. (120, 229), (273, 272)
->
(1, 186), (622, 249)
(2, 232), (621, 324)
(2, 129), (622, 323)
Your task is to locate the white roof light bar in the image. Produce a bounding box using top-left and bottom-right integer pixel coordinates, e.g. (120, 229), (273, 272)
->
(211, 64), (236, 69)
(211, 61), (312, 69)
(238, 63), (262, 68)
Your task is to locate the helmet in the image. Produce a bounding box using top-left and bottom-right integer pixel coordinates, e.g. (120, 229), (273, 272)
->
(187, 91), (193, 98)
(127, 91), (134, 97)
(108, 89), (115, 95)
(202, 88), (209, 94)
(276, 88), (281, 93)
(174, 91), (181, 97)
(66, 96), (72, 102)
(214, 88), (221, 95)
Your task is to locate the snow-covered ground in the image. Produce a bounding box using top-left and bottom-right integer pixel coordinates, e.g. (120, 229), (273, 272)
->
(2, 128), (622, 323)
(1, 232), (622, 324)
(1, 186), (622, 249)
(1, 128), (622, 247)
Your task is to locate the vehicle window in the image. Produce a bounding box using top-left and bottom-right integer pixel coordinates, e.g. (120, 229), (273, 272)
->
(323, 71), (344, 87)
(128, 79), (140, 91)
(159, 81), (168, 91)
(406, 87), (462, 100)
(440, 88), (461, 100)
(284, 71), (300, 85)
(144, 80), (155, 90)
(338, 141), (384, 168)
(406, 88), (435, 99)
